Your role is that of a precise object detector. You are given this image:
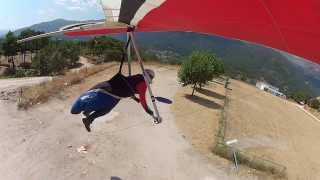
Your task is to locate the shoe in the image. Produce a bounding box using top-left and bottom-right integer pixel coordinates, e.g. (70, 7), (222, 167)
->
(82, 118), (91, 132)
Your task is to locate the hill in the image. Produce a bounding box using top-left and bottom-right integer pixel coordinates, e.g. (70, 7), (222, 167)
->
(136, 32), (320, 96)
(10, 19), (320, 96)
(14, 19), (81, 35)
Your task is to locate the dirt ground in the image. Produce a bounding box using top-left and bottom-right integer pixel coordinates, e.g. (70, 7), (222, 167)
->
(226, 79), (320, 179)
(0, 63), (254, 180)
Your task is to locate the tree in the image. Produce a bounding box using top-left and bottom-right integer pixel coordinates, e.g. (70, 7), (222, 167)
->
(2, 31), (18, 71)
(308, 98), (320, 110)
(59, 41), (80, 68)
(87, 36), (124, 62)
(290, 91), (312, 104)
(32, 42), (80, 76)
(19, 29), (35, 64)
(18, 29), (50, 63)
(178, 51), (224, 95)
(0, 39), (3, 56)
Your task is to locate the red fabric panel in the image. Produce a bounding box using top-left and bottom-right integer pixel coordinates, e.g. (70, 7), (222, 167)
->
(64, 0), (320, 64)
(136, 0), (320, 64)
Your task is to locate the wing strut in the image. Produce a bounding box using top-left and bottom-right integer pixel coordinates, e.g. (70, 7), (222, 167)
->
(127, 27), (162, 124)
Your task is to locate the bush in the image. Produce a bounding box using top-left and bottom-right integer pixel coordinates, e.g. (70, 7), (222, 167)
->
(103, 49), (122, 62)
(308, 98), (320, 110)
(290, 91), (312, 104)
(32, 42), (80, 76)
(178, 51), (224, 95)
(13, 69), (37, 78)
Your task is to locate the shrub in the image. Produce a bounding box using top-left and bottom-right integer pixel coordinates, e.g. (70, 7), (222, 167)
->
(290, 91), (312, 104)
(13, 69), (37, 77)
(32, 42), (80, 76)
(308, 98), (320, 110)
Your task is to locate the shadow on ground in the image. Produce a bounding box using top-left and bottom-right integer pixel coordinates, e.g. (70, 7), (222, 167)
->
(110, 176), (122, 180)
(185, 94), (222, 109)
(155, 96), (173, 104)
(196, 88), (225, 99)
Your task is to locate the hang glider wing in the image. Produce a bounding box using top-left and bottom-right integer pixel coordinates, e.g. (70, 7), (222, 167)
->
(18, 0), (320, 64)
(17, 21), (128, 43)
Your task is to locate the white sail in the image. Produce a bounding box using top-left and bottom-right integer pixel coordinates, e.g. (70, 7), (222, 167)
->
(100, 0), (122, 22)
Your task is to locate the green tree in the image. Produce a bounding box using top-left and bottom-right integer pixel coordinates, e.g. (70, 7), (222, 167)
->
(32, 42), (80, 76)
(19, 29), (36, 64)
(308, 98), (320, 110)
(0, 39), (3, 56)
(290, 91), (312, 104)
(214, 58), (225, 75)
(178, 51), (224, 95)
(18, 29), (50, 62)
(2, 31), (18, 71)
(59, 41), (80, 68)
(87, 36), (124, 62)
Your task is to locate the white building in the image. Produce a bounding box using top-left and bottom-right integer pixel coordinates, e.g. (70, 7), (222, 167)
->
(256, 81), (286, 98)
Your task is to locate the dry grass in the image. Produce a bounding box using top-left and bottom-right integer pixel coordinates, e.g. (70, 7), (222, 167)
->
(224, 79), (320, 179)
(172, 81), (226, 155)
(17, 63), (117, 109)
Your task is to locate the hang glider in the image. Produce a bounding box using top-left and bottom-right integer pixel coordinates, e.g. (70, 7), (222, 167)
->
(18, 0), (320, 64)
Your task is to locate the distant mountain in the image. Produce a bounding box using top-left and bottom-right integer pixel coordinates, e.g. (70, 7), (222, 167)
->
(14, 19), (81, 35)
(11, 19), (320, 96)
(134, 32), (320, 96)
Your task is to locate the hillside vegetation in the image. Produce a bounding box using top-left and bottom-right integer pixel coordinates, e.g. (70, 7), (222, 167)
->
(0, 29), (123, 77)
(7, 19), (320, 96)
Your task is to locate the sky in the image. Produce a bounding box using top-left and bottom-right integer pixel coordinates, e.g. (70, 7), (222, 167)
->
(0, 0), (120, 30)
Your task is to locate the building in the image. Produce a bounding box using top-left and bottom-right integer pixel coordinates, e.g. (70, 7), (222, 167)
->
(256, 81), (286, 98)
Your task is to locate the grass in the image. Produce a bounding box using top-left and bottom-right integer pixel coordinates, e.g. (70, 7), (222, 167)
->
(211, 83), (287, 179)
(17, 63), (117, 109)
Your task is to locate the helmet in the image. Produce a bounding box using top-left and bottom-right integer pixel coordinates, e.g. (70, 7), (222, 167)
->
(145, 69), (155, 80)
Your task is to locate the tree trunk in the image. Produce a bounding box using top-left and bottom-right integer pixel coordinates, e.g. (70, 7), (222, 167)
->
(192, 83), (197, 96)
(23, 53), (26, 64)
(12, 57), (16, 71)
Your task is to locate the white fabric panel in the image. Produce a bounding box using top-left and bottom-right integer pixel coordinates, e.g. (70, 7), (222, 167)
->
(130, 0), (166, 26)
(100, 0), (122, 22)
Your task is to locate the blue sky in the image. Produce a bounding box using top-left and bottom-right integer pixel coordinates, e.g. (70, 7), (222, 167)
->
(0, 0), (106, 30)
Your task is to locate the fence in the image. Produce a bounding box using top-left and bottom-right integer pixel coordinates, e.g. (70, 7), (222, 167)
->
(212, 80), (287, 178)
